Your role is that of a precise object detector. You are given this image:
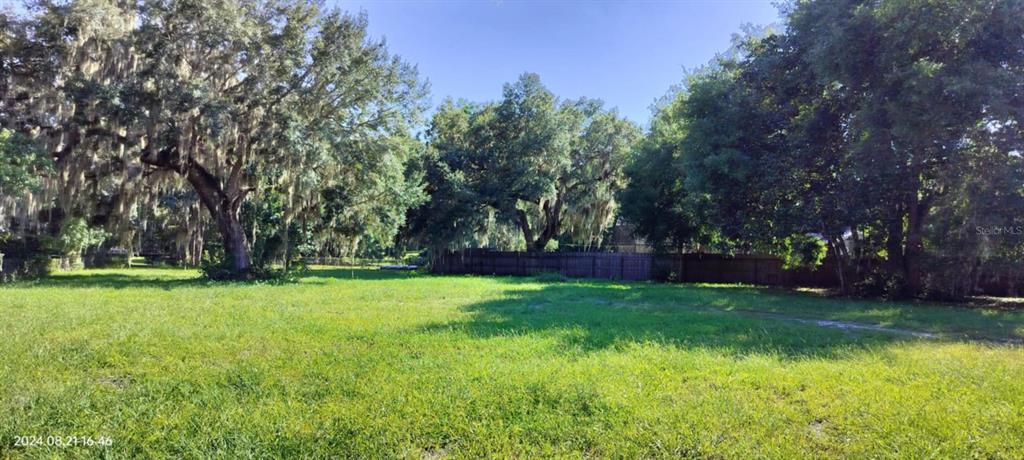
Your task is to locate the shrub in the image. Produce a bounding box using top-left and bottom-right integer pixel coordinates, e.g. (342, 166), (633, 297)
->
(0, 255), (54, 283)
(105, 253), (131, 269)
(781, 234), (828, 270)
(0, 234), (53, 282)
(199, 257), (302, 283)
(853, 268), (907, 300)
(403, 253), (427, 267)
(56, 218), (107, 270)
(198, 258), (236, 281)
(143, 253), (164, 266)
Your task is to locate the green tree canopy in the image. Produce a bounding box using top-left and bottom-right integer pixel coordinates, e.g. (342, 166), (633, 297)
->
(413, 74), (640, 252)
(625, 0), (1024, 297)
(1, 0), (427, 276)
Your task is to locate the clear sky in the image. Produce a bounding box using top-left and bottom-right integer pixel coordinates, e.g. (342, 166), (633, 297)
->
(333, 0), (781, 126)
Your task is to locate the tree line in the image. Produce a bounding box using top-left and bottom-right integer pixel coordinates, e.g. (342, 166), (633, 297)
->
(2, 0), (1022, 298)
(620, 0), (1023, 298)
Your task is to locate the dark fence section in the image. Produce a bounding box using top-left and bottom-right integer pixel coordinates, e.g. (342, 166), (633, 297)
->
(650, 253), (840, 287)
(432, 250), (654, 281)
(432, 249), (840, 287)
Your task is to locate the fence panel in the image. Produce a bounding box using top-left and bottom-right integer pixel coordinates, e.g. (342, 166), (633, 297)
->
(304, 250), (1016, 295)
(432, 249), (834, 288)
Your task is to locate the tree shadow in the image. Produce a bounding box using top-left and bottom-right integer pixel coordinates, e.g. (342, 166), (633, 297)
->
(28, 271), (212, 290)
(416, 281), (1016, 360)
(14, 266), (423, 290)
(299, 267), (424, 282)
(17, 267), (1023, 346)
(654, 283), (1024, 343)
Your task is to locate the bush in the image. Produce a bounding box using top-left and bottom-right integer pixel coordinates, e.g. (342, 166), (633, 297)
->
(143, 253), (164, 266)
(782, 234), (828, 270)
(916, 255), (999, 301)
(199, 257), (302, 283)
(0, 253), (53, 283)
(853, 268), (907, 300)
(0, 234), (53, 282)
(403, 253), (427, 267)
(55, 218), (107, 270)
(198, 258), (237, 281)
(104, 253), (131, 269)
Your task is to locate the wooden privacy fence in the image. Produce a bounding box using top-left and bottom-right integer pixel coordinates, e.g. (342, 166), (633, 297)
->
(432, 249), (840, 287)
(432, 250), (654, 281)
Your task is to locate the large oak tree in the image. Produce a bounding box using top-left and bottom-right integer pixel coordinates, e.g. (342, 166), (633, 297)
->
(1, 0), (426, 275)
(414, 74), (639, 252)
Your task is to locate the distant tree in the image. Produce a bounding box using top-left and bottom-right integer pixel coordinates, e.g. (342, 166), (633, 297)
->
(410, 100), (502, 250)
(414, 74), (639, 252)
(524, 97), (641, 250)
(619, 95), (711, 253)
(677, 65), (786, 249)
(473, 74), (568, 251)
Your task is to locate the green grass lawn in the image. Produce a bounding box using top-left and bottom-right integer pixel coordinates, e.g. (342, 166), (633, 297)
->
(2, 267), (1023, 458)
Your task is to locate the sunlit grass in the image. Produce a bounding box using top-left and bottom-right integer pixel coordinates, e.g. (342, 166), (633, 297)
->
(1, 267), (1022, 458)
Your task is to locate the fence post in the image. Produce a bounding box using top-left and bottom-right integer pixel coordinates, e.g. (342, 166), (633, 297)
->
(620, 255), (625, 280)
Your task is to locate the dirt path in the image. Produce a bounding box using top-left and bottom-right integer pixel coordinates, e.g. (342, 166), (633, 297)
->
(706, 307), (1021, 345)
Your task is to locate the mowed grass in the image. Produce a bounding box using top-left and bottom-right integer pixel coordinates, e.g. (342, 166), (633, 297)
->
(1, 267), (1023, 458)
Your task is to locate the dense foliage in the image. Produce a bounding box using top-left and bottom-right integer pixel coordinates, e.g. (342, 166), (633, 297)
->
(1, 0), (426, 278)
(622, 0), (1024, 298)
(412, 74), (640, 252)
(1, 0), (1020, 297)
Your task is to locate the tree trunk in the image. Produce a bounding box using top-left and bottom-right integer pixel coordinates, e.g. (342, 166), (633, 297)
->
(142, 146), (252, 275)
(280, 214), (291, 271)
(516, 209), (539, 251)
(214, 210), (251, 273)
(195, 199), (251, 274)
(849, 226), (866, 277)
(886, 204), (905, 281)
(829, 235), (847, 294)
(530, 235), (551, 252)
(903, 195), (928, 296)
(531, 221), (559, 252)
(188, 203), (204, 266)
(520, 198), (563, 252)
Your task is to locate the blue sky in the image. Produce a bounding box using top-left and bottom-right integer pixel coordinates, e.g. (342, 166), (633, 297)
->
(334, 0), (781, 126)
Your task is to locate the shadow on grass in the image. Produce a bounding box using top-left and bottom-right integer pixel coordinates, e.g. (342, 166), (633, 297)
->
(19, 267), (1024, 345)
(18, 266), (423, 290)
(299, 267), (423, 282)
(416, 282), (910, 360)
(417, 280), (1024, 359)
(647, 282), (1024, 342)
(28, 271), (205, 290)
